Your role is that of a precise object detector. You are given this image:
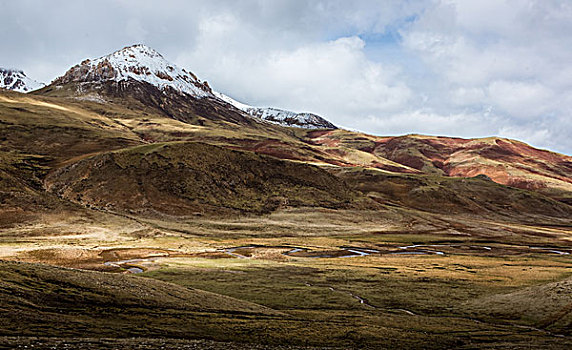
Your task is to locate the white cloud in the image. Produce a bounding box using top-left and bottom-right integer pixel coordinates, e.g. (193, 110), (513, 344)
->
(125, 18), (148, 42)
(449, 87), (486, 106)
(398, 0), (572, 154)
(487, 81), (553, 119)
(359, 109), (503, 138)
(498, 125), (553, 150)
(179, 19), (412, 126)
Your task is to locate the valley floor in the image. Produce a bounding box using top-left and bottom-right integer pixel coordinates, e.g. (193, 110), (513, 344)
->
(1, 208), (571, 349)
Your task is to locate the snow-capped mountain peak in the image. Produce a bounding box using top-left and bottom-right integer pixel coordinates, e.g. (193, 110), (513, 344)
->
(51, 44), (335, 129)
(0, 68), (44, 92)
(54, 44), (213, 98)
(213, 92), (337, 129)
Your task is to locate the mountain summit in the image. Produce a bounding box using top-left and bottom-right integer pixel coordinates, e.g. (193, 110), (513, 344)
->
(46, 44), (337, 129)
(53, 44), (213, 98)
(45, 44), (256, 125)
(0, 68), (44, 92)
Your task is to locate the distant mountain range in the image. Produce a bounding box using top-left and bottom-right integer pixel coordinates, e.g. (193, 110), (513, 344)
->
(0, 43), (570, 213)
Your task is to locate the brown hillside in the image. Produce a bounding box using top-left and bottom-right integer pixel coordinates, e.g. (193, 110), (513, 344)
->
(336, 168), (572, 219)
(307, 131), (572, 202)
(45, 142), (360, 215)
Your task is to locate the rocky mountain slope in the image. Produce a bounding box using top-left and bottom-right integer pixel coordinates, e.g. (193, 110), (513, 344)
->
(335, 167), (572, 219)
(0, 68), (43, 92)
(39, 45), (254, 126)
(2, 86), (571, 222)
(40, 44), (336, 130)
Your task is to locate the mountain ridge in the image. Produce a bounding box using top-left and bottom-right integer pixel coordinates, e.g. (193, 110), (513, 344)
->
(36, 44), (338, 130)
(214, 91), (337, 129)
(38, 44), (338, 129)
(305, 130), (572, 202)
(3, 43), (568, 205)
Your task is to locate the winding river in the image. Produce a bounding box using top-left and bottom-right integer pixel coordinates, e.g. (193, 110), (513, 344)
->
(220, 244), (572, 260)
(104, 243), (570, 273)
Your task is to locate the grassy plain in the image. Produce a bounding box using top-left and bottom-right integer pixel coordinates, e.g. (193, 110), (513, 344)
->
(1, 207), (571, 349)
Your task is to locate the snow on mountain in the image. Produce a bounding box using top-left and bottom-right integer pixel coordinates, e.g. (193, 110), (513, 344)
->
(54, 44), (213, 98)
(247, 108), (337, 129)
(213, 91), (252, 111)
(0, 68), (44, 92)
(213, 92), (337, 130)
(52, 44), (335, 129)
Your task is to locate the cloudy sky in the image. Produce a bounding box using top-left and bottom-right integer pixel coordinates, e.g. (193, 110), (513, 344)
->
(2, 0), (572, 155)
